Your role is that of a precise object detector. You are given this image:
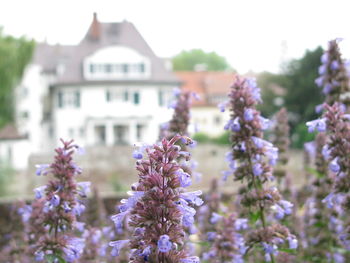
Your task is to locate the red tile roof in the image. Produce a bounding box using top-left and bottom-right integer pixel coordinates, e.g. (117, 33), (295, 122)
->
(0, 124), (26, 140)
(175, 71), (236, 106)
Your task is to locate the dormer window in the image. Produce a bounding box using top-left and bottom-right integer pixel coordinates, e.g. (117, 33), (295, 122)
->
(84, 46), (151, 80)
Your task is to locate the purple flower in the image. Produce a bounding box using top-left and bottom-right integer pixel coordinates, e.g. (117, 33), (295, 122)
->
(63, 237), (85, 262)
(77, 181), (91, 197)
(35, 164), (50, 176)
(259, 116), (270, 130)
(181, 256), (200, 263)
(177, 170), (192, 188)
(315, 76), (324, 87)
(207, 231), (217, 241)
(74, 221), (85, 232)
(306, 118), (327, 132)
(318, 64), (327, 75)
(329, 157), (340, 173)
(218, 101), (228, 112)
(111, 211), (127, 232)
(232, 117), (241, 131)
(180, 191), (203, 206)
(173, 87), (181, 96)
(72, 202), (85, 216)
(235, 218), (249, 231)
(18, 205), (32, 223)
(119, 191), (144, 212)
(331, 60), (340, 70)
(132, 150), (143, 160)
(63, 201), (71, 212)
(322, 144), (331, 160)
(50, 194), (60, 207)
(321, 52), (329, 63)
(244, 108), (254, 121)
(157, 235), (172, 253)
(266, 146), (278, 166)
(253, 163), (263, 177)
(34, 185), (47, 199)
(287, 236), (298, 249)
(109, 239), (129, 256)
(210, 212), (223, 224)
(34, 250), (44, 261)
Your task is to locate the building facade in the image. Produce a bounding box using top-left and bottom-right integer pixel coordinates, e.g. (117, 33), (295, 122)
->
(1, 13), (179, 169)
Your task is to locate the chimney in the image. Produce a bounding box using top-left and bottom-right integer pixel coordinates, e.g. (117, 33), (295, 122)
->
(89, 12), (101, 41)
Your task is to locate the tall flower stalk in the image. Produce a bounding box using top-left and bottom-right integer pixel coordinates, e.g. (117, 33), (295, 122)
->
(221, 77), (297, 262)
(309, 103), (350, 252)
(110, 135), (201, 263)
(32, 139), (89, 262)
(315, 39), (350, 108)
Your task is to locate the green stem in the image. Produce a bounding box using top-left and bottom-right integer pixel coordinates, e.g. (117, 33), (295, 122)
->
(248, 156), (276, 263)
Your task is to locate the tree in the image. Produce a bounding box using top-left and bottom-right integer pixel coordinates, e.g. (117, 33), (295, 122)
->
(256, 47), (324, 148)
(282, 46), (324, 126)
(172, 49), (232, 71)
(0, 28), (35, 128)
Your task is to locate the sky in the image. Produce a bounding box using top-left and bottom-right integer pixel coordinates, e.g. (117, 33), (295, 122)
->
(1, 0), (350, 74)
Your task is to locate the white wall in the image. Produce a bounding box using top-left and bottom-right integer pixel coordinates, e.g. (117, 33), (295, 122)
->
(0, 139), (30, 170)
(191, 106), (230, 136)
(52, 85), (175, 147)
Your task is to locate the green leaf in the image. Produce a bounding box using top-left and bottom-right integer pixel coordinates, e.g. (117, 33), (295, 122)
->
(45, 254), (66, 263)
(278, 248), (297, 254)
(249, 210), (261, 224)
(306, 167), (325, 178)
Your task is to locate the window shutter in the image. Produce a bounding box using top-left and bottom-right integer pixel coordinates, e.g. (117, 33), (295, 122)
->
(133, 92), (140, 105)
(75, 91), (80, 107)
(58, 91), (63, 108)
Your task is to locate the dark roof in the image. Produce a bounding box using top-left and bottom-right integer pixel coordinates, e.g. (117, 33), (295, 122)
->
(0, 124), (26, 140)
(32, 14), (178, 85)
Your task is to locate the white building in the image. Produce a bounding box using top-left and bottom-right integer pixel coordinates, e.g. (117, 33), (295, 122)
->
(0, 13), (179, 169)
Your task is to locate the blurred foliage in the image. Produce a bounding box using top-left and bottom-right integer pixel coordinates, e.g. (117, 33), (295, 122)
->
(211, 131), (230, 145)
(0, 28), (35, 128)
(192, 132), (211, 143)
(292, 123), (316, 149)
(0, 160), (14, 196)
(193, 131), (230, 145)
(257, 46), (324, 148)
(172, 49), (233, 71)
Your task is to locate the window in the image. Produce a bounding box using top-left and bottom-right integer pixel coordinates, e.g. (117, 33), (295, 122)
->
(57, 90), (80, 108)
(136, 124), (144, 141)
(95, 125), (106, 145)
(158, 91), (164, 106)
(139, 63), (145, 73)
(20, 111), (29, 119)
(133, 92), (140, 105)
(123, 91), (129, 101)
(214, 115), (221, 125)
(106, 89), (129, 102)
(122, 64), (129, 73)
(114, 125), (128, 145)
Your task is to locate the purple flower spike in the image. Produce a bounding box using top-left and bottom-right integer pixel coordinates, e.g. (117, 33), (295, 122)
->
(157, 235), (172, 253)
